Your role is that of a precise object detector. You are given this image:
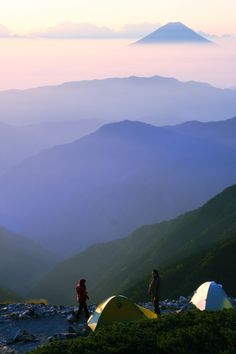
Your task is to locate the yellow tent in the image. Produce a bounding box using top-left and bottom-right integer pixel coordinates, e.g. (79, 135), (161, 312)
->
(87, 295), (157, 332)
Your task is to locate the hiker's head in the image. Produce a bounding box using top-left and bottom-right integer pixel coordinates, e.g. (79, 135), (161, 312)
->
(79, 278), (86, 286)
(152, 269), (159, 277)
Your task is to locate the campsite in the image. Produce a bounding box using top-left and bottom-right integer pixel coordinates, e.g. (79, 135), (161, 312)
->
(1, 182), (236, 353)
(0, 283), (235, 353)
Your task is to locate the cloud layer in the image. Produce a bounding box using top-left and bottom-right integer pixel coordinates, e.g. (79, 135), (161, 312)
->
(0, 24), (12, 37)
(0, 22), (234, 40)
(198, 31), (235, 40)
(32, 22), (160, 39)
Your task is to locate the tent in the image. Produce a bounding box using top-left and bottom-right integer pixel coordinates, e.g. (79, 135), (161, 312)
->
(190, 281), (233, 311)
(87, 295), (157, 331)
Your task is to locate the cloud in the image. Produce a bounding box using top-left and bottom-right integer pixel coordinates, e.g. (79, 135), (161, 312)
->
(33, 22), (116, 39)
(198, 31), (235, 40)
(32, 22), (160, 39)
(0, 24), (12, 37)
(119, 22), (160, 38)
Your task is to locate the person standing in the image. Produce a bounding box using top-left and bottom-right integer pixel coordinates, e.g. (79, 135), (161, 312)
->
(148, 269), (161, 315)
(76, 278), (90, 319)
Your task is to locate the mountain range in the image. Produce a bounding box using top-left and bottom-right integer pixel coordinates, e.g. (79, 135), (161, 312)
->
(169, 117), (236, 149)
(0, 119), (104, 175)
(0, 76), (235, 126)
(0, 226), (58, 295)
(135, 22), (213, 45)
(0, 117), (236, 256)
(125, 236), (236, 301)
(29, 184), (236, 304)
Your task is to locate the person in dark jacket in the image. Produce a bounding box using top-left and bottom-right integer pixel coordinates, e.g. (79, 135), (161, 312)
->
(76, 278), (90, 319)
(148, 269), (161, 315)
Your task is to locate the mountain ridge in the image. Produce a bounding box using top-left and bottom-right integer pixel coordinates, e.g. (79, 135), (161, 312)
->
(0, 119), (104, 175)
(125, 236), (236, 301)
(29, 184), (236, 304)
(0, 118), (236, 256)
(0, 226), (59, 295)
(0, 75), (235, 125)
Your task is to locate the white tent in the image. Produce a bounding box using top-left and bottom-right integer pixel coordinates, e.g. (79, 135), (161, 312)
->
(191, 281), (233, 311)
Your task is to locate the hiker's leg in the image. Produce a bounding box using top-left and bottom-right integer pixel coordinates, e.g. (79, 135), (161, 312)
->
(76, 302), (83, 318)
(83, 302), (90, 319)
(153, 297), (161, 315)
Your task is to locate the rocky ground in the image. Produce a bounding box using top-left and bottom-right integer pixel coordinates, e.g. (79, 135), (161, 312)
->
(0, 297), (235, 354)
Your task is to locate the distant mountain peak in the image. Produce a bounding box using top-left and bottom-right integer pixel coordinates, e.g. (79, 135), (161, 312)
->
(163, 22), (189, 28)
(97, 120), (159, 141)
(134, 22), (213, 45)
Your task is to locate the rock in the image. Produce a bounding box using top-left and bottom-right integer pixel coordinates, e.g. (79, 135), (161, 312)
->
(9, 312), (21, 320)
(89, 304), (97, 312)
(60, 309), (72, 317)
(67, 313), (78, 323)
(8, 329), (38, 344)
(0, 345), (18, 354)
(178, 302), (196, 312)
(18, 310), (31, 320)
(179, 296), (188, 304)
(79, 327), (90, 336)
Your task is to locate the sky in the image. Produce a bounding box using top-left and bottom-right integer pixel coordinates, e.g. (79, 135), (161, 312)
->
(0, 0), (235, 90)
(0, 0), (235, 35)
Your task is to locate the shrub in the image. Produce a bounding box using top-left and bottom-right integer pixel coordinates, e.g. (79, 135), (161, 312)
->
(25, 299), (49, 305)
(30, 309), (236, 354)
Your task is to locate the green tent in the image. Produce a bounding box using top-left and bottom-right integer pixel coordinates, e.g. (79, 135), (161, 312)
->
(87, 295), (157, 331)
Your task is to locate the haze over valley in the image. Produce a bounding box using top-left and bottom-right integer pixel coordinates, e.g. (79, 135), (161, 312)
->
(0, 117), (236, 257)
(0, 76), (236, 127)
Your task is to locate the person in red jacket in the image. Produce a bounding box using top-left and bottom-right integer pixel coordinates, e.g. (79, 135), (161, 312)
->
(76, 278), (90, 319)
